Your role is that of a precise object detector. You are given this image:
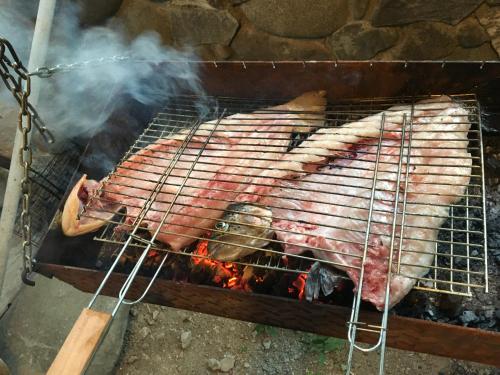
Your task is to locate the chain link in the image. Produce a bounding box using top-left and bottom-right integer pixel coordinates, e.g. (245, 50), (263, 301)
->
(0, 41), (181, 283)
(0, 37), (54, 285)
(0, 39), (54, 144)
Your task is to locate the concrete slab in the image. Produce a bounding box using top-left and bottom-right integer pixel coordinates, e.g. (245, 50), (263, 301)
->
(0, 275), (129, 374)
(0, 236), (24, 317)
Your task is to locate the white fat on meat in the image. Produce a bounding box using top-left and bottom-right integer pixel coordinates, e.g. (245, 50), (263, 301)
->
(256, 96), (471, 310)
(61, 91), (327, 251)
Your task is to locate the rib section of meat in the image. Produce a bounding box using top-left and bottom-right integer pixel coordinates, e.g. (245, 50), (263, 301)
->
(257, 96), (472, 310)
(62, 91), (327, 251)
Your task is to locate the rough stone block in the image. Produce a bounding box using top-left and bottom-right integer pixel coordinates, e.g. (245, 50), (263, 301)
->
(241, 0), (349, 38)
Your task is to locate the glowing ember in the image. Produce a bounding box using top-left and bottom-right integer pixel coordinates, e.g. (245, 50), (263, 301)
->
(193, 239), (242, 289)
(292, 273), (308, 300)
(227, 276), (238, 288)
(191, 239), (310, 299)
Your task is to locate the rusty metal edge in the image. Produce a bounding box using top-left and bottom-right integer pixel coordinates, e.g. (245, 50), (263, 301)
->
(36, 262), (500, 367)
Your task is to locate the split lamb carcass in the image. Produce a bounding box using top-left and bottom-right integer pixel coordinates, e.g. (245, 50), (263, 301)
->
(61, 91), (327, 251)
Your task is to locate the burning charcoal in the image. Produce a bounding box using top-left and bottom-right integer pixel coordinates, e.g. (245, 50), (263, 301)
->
(459, 310), (479, 325)
(305, 262), (321, 302)
(424, 305), (436, 319)
(273, 274), (296, 297)
(305, 262), (341, 302)
(189, 263), (216, 285)
(251, 271), (278, 294)
(437, 294), (464, 318)
(493, 249), (500, 265)
(395, 291), (430, 318)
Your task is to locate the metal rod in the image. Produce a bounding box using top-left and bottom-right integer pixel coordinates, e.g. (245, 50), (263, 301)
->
(87, 115), (204, 309)
(108, 110), (227, 316)
(346, 113), (386, 372)
(0, 0), (56, 296)
(477, 103), (489, 293)
(379, 114), (410, 374)
(79, 93), (486, 301)
(396, 103), (415, 273)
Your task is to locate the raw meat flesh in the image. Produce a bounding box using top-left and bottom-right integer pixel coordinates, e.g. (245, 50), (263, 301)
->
(62, 91), (327, 251)
(256, 96), (472, 310)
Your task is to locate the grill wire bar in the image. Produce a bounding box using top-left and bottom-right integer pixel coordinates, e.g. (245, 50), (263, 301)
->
(87, 117), (205, 311)
(346, 112), (387, 365)
(81, 93), (488, 373)
(90, 94), (486, 293)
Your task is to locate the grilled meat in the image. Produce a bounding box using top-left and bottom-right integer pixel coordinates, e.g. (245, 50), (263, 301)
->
(61, 91), (327, 251)
(208, 203), (273, 261)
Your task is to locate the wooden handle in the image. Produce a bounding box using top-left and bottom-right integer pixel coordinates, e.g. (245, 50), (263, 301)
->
(47, 308), (112, 375)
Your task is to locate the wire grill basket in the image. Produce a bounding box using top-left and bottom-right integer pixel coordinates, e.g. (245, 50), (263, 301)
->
(86, 93), (487, 297)
(76, 92), (487, 373)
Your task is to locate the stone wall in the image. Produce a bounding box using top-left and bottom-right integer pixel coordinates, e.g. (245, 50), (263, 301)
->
(70, 1), (500, 60)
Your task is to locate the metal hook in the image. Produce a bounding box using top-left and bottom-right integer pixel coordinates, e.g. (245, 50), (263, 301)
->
(347, 321), (384, 352)
(334, 60), (338, 68)
(242, 61), (246, 69)
(404, 61), (408, 69)
(36, 125), (55, 144)
(29, 66), (52, 78)
(21, 268), (35, 286)
(271, 61), (276, 69)
(480, 61), (485, 70)
(213, 61), (218, 68)
(441, 61), (446, 68)
(302, 61), (306, 69)
(119, 252), (169, 306)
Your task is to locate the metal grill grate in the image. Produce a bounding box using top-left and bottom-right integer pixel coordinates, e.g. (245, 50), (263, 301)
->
(14, 149), (80, 246)
(75, 92), (488, 373)
(84, 93), (487, 301)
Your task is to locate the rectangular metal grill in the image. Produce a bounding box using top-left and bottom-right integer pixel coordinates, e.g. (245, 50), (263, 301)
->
(83, 93), (487, 296)
(74, 92), (488, 372)
(27, 60), (500, 372)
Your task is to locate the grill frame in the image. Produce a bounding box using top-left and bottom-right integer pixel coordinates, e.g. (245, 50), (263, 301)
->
(34, 61), (500, 367)
(82, 93), (488, 299)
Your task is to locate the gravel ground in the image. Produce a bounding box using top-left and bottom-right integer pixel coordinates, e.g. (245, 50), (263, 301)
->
(115, 303), (498, 375)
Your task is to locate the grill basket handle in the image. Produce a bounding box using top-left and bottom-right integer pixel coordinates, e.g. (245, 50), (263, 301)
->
(47, 308), (112, 375)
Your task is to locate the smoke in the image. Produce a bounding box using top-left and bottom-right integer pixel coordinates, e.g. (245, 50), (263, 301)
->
(0, 1), (37, 104)
(0, 1), (205, 146)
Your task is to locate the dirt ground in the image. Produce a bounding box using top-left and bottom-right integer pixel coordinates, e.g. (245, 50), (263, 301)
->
(115, 303), (498, 375)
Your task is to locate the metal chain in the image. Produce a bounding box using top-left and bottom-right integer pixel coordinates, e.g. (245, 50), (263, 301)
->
(0, 39), (54, 144)
(29, 55), (131, 78)
(0, 37), (54, 285)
